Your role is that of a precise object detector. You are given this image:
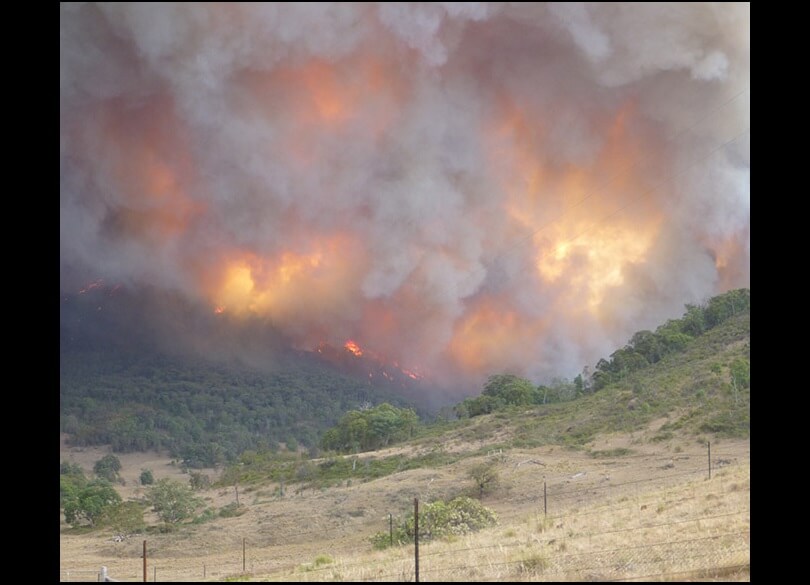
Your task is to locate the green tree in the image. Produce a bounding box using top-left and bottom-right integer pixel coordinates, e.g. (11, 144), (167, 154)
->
(321, 403), (419, 452)
(705, 288), (750, 328)
(60, 461), (87, 506)
(468, 461), (501, 498)
(63, 480), (122, 527)
(148, 479), (201, 524)
(60, 460), (84, 477)
(103, 501), (146, 534)
(730, 358), (750, 389)
(572, 375), (583, 397)
(285, 436), (299, 452)
(463, 395), (500, 417)
(482, 374), (535, 406)
(629, 330), (663, 364)
(729, 357), (750, 406)
(93, 454), (122, 483)
(139, 469), (154, 485)
(681, 303), (707, 337)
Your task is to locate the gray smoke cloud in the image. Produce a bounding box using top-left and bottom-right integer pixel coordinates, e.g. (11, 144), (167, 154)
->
(60, 2), (750, 389)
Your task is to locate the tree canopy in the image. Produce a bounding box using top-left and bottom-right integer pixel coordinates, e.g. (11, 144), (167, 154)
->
(63, 479), (122, 527)
(148, 479), (201, 524)
(320, 403), (419, 453)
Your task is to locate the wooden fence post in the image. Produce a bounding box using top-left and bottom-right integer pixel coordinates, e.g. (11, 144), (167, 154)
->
(414, 498), (419, 583)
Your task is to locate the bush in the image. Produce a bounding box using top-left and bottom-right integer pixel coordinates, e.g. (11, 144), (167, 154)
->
(371, 496), (497, 549)
(189, 472), (210, 490)
(218, 502), (247, 518)
(139, 469), (154, 485)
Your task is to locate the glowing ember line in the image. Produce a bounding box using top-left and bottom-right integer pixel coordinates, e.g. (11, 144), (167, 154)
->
(78, 279), (104, 294)
(402, 368), (423, 380)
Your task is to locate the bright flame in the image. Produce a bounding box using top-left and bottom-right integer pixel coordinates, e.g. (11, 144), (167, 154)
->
(344, 340), (363, 357)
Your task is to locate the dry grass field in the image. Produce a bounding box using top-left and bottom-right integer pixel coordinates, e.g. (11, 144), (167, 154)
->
(60, 420), (749, 582)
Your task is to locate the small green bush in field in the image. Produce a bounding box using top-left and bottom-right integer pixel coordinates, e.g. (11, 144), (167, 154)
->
(371, 496), (497, 549)
(139, 469), (154, 485)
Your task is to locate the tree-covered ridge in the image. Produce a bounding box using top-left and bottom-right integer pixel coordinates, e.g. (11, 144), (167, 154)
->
(60, 349), (419, 468)
(590, 288), (749, 390)
(454, 288), (750, 418)
(208, 292), (750, 491)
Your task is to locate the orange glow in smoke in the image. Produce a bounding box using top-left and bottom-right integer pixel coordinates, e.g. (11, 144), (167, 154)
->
(489, 98), (663, 314)
(448, 298), (548, 374)
(206, 234), (363, 323)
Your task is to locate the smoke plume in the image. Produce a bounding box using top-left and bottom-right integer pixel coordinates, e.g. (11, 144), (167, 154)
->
(60, 3), (750, 391)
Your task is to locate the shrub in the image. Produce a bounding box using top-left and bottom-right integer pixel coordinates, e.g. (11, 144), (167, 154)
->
(94, 454), (122, 483)
(371, 496), (497, 549)
(140, 469), (154, 485)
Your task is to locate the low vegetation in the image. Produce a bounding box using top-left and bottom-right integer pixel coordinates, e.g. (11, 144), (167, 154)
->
(371, 496), (498, 550)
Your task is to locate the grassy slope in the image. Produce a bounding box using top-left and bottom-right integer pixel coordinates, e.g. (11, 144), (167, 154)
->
(424, 309), (750, 454)
(213, 309), (749, 493)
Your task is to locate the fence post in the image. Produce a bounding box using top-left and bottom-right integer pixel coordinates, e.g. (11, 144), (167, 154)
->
(143, 540), (147, 583)
(389, 513), (393, 546)
(203, 564), (206, 579)
(414, 498), (419, 583)
(708, 441), (712, 480)
(99, 566), (107, 582)
(243, 537), (246, 573)
(544, 479), (547, 517)
(153, 566), (156, 582)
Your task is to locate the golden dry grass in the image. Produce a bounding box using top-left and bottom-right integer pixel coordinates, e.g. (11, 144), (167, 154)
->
(60, 423), (749, 582)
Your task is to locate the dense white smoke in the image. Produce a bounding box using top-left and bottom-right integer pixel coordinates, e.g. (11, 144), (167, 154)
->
(60, 2), (750, 390)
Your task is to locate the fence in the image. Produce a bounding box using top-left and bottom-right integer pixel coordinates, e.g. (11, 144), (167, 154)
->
(61, 444), (750, 582)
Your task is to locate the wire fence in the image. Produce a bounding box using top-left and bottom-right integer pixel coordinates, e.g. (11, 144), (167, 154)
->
(61, 446), (749, 582)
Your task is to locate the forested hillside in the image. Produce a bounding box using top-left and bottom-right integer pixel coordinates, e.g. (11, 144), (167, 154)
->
(59, 287), (423, 467)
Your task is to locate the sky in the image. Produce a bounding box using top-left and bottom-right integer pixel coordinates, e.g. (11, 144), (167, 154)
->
(60, 2), (750, 391)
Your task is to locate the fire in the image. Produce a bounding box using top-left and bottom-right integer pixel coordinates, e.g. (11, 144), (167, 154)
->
(488, 97), (663, 315)
(344, 340), (364, 357)
(534, 221), (659, 312)
(214, 305), (225, 314)
(401, 367), (423, 381)
(78, 279), (104, 294)
(207, 234), (362, 321)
